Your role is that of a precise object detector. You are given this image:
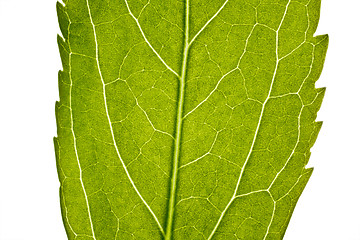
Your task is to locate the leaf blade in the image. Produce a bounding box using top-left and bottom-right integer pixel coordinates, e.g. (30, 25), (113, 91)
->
(56, 0), (328, 239)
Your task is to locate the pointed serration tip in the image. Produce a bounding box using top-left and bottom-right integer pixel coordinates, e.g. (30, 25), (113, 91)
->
(305, 167), (314, 175)
(56, 1), (66, 18)
(316, 33), (329, 39)
(56, 1), (65, 8)
(316, 34), (329, 47)
(317, 86), (326, 92)
(57, 34), (65, 44)
(56, 1), (69, 39)
(317, 87), (326, 98)
(319, 34), (329, 51)
(322, 34), (330, 41)
(315, 121), (323, 127)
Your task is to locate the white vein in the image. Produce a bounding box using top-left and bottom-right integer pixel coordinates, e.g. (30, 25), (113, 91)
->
(65, 8), (97, 239)
(183, 68), (237, 119)
(124, 81), (175, 140)
(85, 0), (165, 236)
(124, 0), (180, 78)
(263, 40), (316, 239)
(179, 130), (221, 169)
(184, 22), (257, 120)
(188, 0), (230, 47)
(207, 1), (293, 239)
(56, 139), (78, 237)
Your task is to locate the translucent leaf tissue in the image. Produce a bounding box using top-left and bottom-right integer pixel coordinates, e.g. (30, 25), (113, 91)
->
(55, 0), (328, 239)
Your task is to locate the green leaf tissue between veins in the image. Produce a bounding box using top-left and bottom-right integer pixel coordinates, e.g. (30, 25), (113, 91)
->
(55, 0), (328, 239)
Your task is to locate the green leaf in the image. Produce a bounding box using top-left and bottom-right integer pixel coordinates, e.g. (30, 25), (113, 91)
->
(55, 0), (328, 239)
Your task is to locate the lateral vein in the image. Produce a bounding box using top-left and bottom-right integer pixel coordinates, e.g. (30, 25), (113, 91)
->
(124, 0), (180, 78)
(188, 0), (229, 47)
(85, 0), (165, 236)
(207, 1), (292, 239)
(65, 9), (97, 239)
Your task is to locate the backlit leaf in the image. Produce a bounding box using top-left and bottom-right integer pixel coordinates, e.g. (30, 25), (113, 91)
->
(55, 0), (328, 239)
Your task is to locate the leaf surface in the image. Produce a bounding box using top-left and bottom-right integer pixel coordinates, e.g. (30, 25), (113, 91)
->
(55, 0), (328, 239)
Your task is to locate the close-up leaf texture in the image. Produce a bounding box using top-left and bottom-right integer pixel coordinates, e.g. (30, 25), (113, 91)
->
(55, 0), (328, 239)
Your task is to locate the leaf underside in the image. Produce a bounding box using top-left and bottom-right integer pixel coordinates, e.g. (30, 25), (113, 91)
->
(55, 0), (328, 239)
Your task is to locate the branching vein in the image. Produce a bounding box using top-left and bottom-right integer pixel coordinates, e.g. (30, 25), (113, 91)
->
(124, 0), (180, 78)
(189, 0), (229, 46)
(66, 9), (97, 239)
(85, 0), (165, 236)
(208, 1), (293, 238)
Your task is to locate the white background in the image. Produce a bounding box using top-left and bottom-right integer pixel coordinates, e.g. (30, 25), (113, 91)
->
(0, 0), (359, 239)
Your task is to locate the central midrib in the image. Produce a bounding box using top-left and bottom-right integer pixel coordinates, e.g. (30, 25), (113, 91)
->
(164, 0), (190, 239)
